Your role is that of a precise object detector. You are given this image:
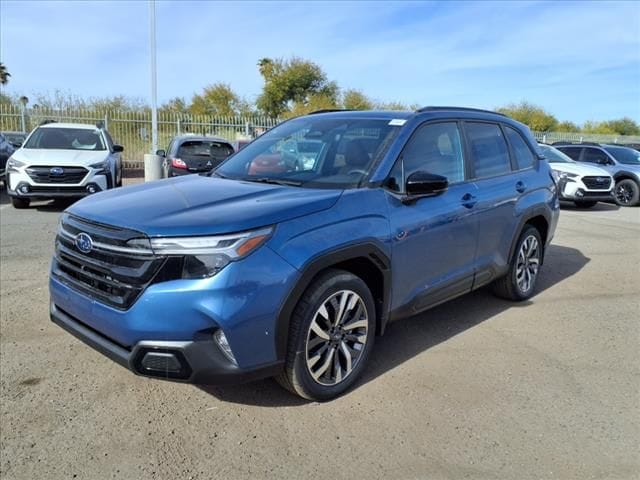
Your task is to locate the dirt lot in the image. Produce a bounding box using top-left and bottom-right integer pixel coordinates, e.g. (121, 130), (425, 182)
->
(1, 182), (639, 480)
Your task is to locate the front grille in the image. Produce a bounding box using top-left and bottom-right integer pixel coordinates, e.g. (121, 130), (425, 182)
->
(31, 186), (87, 194)
(582, 176), (612, 189)
(26, 166), (88, 184)
(52, 214), (167, 310)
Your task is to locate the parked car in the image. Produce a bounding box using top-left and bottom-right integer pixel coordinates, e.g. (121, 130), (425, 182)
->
(0, 132), (17, 180)
(50, 107), (559, 400)
(552, 142), (640, 206)
(6, 122), (124, 209)
(538, 143), (613, 208)
(3, 131), (28, 148)
(157, 136), (234, 178)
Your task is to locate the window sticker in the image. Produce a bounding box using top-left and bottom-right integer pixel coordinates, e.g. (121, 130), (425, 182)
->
(388, 119), (407, 126)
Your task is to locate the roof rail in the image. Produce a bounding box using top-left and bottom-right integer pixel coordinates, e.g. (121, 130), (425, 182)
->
(39, 119), (57, 126)
(416, 106), (507, 117)
(551, 141), (601, 147)
(307, 109), (353, 115)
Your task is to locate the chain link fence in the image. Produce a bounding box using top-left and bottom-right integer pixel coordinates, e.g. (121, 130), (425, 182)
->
(1, 105), (639, 166)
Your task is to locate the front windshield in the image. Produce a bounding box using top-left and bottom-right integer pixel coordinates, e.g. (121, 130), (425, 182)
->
(24, 127), (106, 151)
(215, 117), (402, 189)
(604, 146), (640, 165)
(539, 144), (574, 163)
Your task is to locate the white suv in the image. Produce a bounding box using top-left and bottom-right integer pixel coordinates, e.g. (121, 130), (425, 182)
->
(6, 122), (123, 209)
(539, 143), (613, 208)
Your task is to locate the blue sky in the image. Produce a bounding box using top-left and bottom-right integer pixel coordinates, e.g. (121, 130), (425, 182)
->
(1, 0), (639, 123)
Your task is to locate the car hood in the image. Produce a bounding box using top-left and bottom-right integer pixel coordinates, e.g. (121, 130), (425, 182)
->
(68, 174), (343, 236)
(13, 148), (108, 166)
(549, 162), (610, 177)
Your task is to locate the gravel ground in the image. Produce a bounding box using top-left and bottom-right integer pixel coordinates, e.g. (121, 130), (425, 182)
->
(1, 181), (639, 480)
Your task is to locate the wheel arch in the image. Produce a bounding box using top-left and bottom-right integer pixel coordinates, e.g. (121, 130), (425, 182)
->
(275, 242), (391, 360)
(508, 208), (551, 267)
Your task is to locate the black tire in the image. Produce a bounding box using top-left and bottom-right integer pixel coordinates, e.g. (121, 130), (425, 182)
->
(574, 200), (597, 208)
(11, 197), (30, 209)
(492, 225), (543, 301)
(276, 269), (376, 401)
(614, 179), (640, 207)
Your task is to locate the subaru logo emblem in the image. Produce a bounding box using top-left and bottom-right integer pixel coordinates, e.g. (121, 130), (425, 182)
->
(596, 177), (604, 183)
(75, 233), (93, 254)
(50, 167), (64, 176)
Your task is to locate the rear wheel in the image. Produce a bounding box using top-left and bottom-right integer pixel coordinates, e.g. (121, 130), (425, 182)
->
(574, 200), (597, 208)
(614, 179), (639, 206)
(11, 197), (30, 209)
(492, 226), (542, 301)
(276, 269), (376, 401)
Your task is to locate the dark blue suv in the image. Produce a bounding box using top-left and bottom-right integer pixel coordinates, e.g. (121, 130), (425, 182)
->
(50, 107), (559, 400)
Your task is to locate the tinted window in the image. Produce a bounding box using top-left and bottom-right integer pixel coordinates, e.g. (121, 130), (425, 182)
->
(557, 147), (582, 161)
(466, 123), (511, 178)
(582, 148), (610, 164)
(178, 140), (234, 163)
(505, 126), (535, 170)
(604, 146), (640, 165)
(400, 122), (465, 185)
(539, 144), (574, 163)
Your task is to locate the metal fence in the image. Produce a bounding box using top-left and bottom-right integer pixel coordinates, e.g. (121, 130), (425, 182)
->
(0, 105), (280, 166)
(1, 105), (639, 166)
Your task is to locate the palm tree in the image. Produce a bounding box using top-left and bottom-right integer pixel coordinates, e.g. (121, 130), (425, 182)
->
(0, 62), (10, 85)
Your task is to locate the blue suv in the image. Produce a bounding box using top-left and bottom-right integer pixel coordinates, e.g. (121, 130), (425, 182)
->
(50, 107), (559, 400)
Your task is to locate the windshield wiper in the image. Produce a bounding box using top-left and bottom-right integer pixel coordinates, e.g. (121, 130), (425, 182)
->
(243, 177), (303, 187)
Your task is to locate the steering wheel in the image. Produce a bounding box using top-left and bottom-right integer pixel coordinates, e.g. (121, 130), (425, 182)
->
(347, 169), (367, 175)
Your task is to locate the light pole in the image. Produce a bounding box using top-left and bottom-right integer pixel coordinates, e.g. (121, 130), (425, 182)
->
(149, 0), (158, 155)
(19, 96), (28, 132)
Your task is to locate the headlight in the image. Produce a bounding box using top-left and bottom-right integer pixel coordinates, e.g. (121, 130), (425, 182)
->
(89, 160), (110, 173)
(6, 157), (26, 170)
(551, 170), (578, 182)
(148, 227), (273, 279)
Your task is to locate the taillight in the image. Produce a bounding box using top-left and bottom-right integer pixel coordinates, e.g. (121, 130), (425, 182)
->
(172, 158), (187, 169)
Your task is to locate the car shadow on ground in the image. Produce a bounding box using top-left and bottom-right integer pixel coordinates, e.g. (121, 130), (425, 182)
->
(560, 200), (620, 211)
(198, 244), (590, 407)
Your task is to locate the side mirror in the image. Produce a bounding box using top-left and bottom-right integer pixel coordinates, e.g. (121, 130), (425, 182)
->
(155, 149), (166, 157)
(404, 171), (448, 201)
(113, 144), (124, 153)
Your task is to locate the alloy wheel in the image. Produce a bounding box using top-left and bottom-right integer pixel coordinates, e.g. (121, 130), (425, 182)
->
(615, 183), (633, 205)
(515, 235), (540, 294)
(305, 290), (369, 386)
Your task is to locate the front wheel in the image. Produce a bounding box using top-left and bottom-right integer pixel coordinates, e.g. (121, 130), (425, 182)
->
(574, 200), (597, 208)
(492, 226), (543, 301)
(276, 269), (376, 401)
(614, 179), (639, 206)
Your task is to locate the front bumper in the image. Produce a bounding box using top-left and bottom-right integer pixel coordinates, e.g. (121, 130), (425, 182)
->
(49, 244), (299, 384)
(51, 303), (282, 384)
(7, 170), (109, 198)
(557, 178), (613, 201)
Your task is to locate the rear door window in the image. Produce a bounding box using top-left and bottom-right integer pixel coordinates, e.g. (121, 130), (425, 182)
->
(557, 147), (582, 161)
(504, 126), (535, 170)
(465, 122), (511, 178)
(582, 148), (610, 164)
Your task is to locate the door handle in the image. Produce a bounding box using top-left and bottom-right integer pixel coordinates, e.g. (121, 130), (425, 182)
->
(515, 181), (526, 193)
(461, 193), (477, 209)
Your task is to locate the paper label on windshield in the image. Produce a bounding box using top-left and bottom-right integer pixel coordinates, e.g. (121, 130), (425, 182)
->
(388, 119), (407, 126)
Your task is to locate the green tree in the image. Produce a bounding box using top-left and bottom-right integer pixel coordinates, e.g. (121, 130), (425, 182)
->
(160, 97), (189, 115)
(496, 101), (559, 131)
(256, 57), (339, 117)
(556, 120), (580, 133)
(603, 117), (640, 136)
(190, 83), (250, 117)
(0, 62), (10, 85)
(342, 89), (374, 110)
(582, 121), (616, 134)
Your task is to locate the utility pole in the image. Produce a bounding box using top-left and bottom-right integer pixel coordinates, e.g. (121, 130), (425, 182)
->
(149, 0), (158, 154)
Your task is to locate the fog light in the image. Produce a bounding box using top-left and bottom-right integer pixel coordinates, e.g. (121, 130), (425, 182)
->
(576, 189), (584, 198)
(213, 329), (237, 365)
(19, 185), (30, 194)
(86, 185), (97, 194)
